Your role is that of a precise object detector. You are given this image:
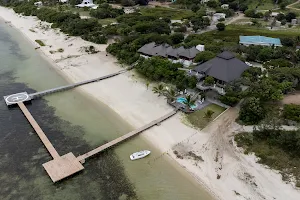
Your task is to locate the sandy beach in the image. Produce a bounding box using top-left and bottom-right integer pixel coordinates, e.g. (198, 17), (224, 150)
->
(1, 6), (300, 200)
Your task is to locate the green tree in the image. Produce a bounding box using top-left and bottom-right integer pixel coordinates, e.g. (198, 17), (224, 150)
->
(216, 23), (225, 31)
(204, 76), (214, 85)
(286, 12), (296, 22)
(283, 104), (300, 122)
(170, 33), (184, 44)
(204, 109), (214, 120)
(246, 79), (283, 102)
(191, 4), (200, 12)
(258, 47), (273, 61)
(239, 97), (266, 125)
(207, 0), (218, 8)
(165, 88), (178, 102)
(152, 83), (166, 96)
(194, 51), (216, 63)
(191, 16), (210, 32)
(280, 2), (287, 10)
(183, 95), (196, 110)
(264, 10), (271, 21)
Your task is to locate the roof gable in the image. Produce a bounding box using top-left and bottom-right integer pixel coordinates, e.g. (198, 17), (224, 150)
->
(194, 51), (249, 82)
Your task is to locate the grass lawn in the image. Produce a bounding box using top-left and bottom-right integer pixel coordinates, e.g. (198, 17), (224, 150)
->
(98, 18), (116, 25)
(186, 104), (226, 129)
(247, 0), (277, 10)
(247, 0), (297, 10)
(139, 7), (194, 20)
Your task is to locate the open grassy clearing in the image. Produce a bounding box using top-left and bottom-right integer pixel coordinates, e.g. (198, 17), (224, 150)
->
(186, 104), (226, 129)
(98, 18), (116, 25)
(139, 6), (194, 20)
(247, 0), (297, 10)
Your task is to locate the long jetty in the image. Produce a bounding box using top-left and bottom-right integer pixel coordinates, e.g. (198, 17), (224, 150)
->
(5, 64), (179, 183)
(77, 109), (177, 162)
(30, 69), (127, 99)
(17, 102), (60, 159)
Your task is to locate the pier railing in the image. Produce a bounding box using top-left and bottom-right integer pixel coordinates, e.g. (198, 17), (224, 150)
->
(30, 70), (127, 99)
(77, 109), (178, 162)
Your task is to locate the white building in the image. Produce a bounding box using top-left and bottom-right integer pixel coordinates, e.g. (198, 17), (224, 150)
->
(59, 0), (68, 3)
(201, 0), (210, 4)
(221, 4), (229, 9)
(76, 0), (97, 8)
(34, 1), (42, 6)
(271, 12), (279, 17)
(212, 13), (226, 22)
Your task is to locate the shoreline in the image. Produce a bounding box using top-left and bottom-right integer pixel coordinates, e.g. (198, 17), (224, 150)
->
(2, 6), (300, 200)
(0, 6), (217, 199)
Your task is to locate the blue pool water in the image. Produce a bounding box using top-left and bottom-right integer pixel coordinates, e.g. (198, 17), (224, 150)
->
(176, 97), (197, 109)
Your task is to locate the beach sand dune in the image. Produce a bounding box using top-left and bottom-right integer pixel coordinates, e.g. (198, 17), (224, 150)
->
(1, 6), (300, 200)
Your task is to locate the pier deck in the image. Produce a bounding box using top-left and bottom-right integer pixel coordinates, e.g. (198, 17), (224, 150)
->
(77, 110), (177, 162)
(18, 102), (60, 159)
(17, 102), (84, 182)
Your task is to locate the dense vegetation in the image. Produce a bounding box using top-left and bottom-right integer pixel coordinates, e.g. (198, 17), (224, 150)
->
(12, 2), (107, 44)
(89, 3), (124, 19)
(235, 127), (300, 186)
(135, 57), (198, 90)
(283, 104), (300, 122)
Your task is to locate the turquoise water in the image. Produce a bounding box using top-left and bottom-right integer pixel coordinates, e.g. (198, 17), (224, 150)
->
(176, 97), (197, 109)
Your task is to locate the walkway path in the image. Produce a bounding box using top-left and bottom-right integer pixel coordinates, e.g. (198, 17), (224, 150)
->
(287, 0), (300, 10)
(77, 109), (177, 162)
(17, 102), (60, 159)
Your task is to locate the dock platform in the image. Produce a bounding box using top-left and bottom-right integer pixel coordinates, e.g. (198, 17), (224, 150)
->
(43, 153), (84, 182)
(17, 102), (84, 182)
(17, 101), (177, 182)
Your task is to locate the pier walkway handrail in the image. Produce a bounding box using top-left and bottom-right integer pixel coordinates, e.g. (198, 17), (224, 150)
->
(30, 69), (128, 99)
(77, 109), (177, 162)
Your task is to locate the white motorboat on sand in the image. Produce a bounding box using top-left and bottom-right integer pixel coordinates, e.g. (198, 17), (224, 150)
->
(130, 150), (151, 160)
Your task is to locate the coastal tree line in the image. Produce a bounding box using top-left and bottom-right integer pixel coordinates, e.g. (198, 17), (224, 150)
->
(11, 2), (108, 44)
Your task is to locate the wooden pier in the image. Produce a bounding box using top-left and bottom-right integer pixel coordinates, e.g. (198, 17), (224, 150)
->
(30, 69), (127, 99)
(17, 102), (84, 182)
(77, 110), (177, 162)
(4, 63), (180, 183)
(17, 100), (177, 182)
(18, 102), (60, 159)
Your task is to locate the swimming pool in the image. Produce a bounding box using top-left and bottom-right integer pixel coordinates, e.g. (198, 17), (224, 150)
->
(176, 97), (197, 109)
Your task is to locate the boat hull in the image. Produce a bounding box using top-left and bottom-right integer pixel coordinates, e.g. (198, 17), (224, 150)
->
(130, 150), (151, 160)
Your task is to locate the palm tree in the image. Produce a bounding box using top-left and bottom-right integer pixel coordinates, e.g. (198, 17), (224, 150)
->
(183, 95), (196, 110)
(152, 83), (166, 96)
(204, 109), (215, 120)
(165, 88), (177, 103)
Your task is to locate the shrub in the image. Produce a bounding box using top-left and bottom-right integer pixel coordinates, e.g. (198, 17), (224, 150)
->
(204, 76), (214, 85)
(194, 51), (216, 63)
(239, 97), (266, 125)
(35, 39), (45, 46)
(121, 0), (135, 6)
(170, 33), (184, 44)
(283, 104), (300, 122)
(216, 23), (225, 31)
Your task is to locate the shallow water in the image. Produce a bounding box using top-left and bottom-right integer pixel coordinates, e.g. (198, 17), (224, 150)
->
(0, 20), (213, 200)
